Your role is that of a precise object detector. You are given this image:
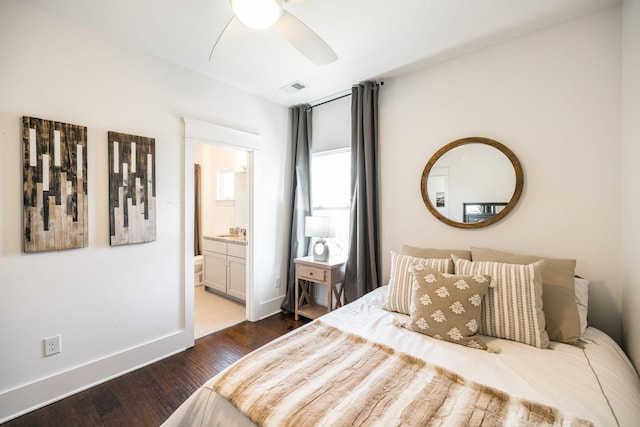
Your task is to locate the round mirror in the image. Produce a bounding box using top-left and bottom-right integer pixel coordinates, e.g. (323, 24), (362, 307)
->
(420, 137), (523, 229)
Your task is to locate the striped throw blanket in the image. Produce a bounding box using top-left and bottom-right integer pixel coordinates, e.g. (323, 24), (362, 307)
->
(211, 321), (592, 427)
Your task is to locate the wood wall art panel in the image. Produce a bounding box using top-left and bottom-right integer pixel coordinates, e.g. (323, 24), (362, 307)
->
(108, 131), (156, 246)
(22, 116), (88, 252)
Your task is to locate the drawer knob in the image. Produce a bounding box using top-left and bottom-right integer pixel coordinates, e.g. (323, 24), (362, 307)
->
(309, 272), (314, 276)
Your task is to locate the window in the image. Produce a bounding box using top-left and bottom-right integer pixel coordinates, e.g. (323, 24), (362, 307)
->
(310, 149), (350, 257)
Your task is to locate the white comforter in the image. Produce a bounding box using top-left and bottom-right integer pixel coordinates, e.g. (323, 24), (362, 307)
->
(163, 286), (640, 426)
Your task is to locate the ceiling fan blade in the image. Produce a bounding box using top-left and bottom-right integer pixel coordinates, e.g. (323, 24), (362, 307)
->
(273, 11), (338, 65)
(209, 15), (237, 62)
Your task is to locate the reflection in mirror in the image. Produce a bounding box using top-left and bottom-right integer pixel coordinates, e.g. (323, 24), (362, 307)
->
(421, 137), (523, 229)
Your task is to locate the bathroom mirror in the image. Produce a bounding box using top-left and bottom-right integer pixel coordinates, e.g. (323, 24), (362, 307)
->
(420, 137), (523, 229)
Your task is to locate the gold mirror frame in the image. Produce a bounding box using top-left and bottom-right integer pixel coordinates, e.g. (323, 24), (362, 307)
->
(420, 137), (524, 229)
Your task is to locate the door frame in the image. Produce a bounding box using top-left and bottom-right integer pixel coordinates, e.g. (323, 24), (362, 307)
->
(182, 117), (260, 348)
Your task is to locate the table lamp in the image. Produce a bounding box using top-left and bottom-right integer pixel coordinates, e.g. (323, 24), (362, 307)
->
(305, 216), (336, 262)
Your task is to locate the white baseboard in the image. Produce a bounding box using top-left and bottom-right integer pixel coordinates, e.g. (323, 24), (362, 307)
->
(258, 295), (285, 320)
(0, 331), (186, 424)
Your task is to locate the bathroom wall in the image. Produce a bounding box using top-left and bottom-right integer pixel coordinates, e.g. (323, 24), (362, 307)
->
(194, 144), (248, 237)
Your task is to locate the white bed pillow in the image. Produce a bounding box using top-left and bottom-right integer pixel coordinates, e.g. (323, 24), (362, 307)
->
(454, 257), (550, 349)
(575, 277), (589, 335)
(385, 251), (450, 315)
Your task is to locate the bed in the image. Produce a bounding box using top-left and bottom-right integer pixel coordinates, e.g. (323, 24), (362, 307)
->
(163, 248), (640, 426)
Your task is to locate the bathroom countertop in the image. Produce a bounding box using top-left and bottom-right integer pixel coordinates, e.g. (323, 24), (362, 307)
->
(203, 235), (248, 245)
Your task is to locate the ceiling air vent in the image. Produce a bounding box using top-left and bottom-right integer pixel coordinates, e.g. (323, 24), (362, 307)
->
(280, 81), (307, 94)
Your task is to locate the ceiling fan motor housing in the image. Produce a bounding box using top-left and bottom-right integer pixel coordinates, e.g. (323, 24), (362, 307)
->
(231, 0), (282, 30)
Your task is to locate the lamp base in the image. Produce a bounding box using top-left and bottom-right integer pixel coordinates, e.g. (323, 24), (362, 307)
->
(312, 239), (330, 262)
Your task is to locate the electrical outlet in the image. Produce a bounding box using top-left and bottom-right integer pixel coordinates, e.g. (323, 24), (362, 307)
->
(44, 335), (61, 357)
(275, 276), (281, 288)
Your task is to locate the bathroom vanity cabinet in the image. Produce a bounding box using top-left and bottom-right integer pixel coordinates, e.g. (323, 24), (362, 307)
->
(202, 237), (246, 302)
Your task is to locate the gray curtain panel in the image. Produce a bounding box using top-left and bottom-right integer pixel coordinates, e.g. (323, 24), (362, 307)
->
(281, 105), (313, 313)
(344, 81), (381, 303)
(194, 163), (202, 257)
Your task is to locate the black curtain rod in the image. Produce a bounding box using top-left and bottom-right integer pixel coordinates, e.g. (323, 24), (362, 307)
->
(310, 92), (351, 109)
(308, 81), (384, 110)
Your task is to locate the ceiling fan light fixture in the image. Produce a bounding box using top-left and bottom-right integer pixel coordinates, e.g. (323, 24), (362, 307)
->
(231, 0), (282, 30)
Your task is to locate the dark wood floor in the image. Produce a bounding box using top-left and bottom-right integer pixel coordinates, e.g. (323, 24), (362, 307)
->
(4, 312), (308, 427)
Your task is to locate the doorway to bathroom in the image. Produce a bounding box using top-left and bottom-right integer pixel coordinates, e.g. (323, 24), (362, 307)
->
(183, 117), (260, 348)
(193, 144), (248, 338)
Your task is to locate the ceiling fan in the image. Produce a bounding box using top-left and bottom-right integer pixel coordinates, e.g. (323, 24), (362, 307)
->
(210, 0), (338, 65)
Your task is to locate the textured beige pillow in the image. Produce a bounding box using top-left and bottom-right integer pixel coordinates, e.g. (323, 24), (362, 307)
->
(454, 257), (550, 349)
(471, 247), (580, 344)
(402, 245), (471, 273)
(405, 265), (491, 350)
(385, 251), (451, 314)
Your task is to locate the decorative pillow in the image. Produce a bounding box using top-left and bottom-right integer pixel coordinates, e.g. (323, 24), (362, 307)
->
(385, 251), (451, 315)
(404, 265), (491, 350)
(402, 245), (471, 273)
(574, 277), (589, 335)
(470, 247), (580, 344)
(454, 257), (550, 349)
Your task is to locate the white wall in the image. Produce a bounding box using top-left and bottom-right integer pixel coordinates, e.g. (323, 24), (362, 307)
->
(380, 8), (622, 342)
(0, 0), (287, 421)
(621, 0), (640, 369)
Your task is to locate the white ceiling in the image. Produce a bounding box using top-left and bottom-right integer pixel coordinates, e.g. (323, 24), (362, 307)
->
(23, 0), (619, 107)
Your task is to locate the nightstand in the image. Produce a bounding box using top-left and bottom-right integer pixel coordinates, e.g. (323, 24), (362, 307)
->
(294, 256), (346, 320)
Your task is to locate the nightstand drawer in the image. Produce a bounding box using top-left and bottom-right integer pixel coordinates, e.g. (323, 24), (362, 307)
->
(297, 265), (326, 282)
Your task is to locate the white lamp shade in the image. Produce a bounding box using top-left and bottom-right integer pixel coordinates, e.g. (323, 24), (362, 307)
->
(304, 216), (336, 238)
(231, 0), (282, 30)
